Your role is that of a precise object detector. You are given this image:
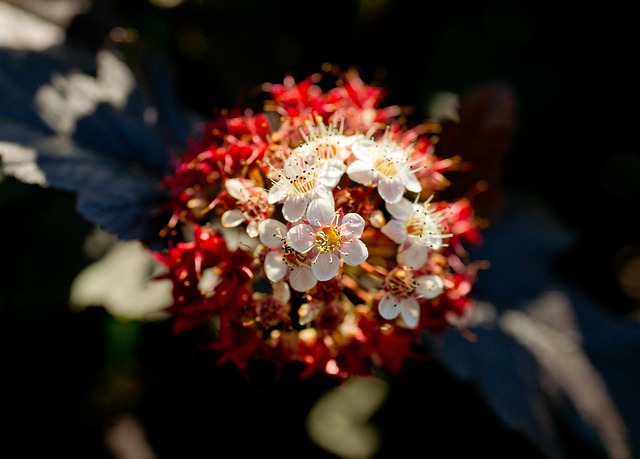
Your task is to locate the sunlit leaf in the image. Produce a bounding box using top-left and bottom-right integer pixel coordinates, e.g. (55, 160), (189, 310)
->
(70, 231), (172, 321)
(0, 2), (193, 248)
(428, 192), (640, 459)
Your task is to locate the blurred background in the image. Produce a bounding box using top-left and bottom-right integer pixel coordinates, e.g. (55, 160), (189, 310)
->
(1, 0), (639, 458)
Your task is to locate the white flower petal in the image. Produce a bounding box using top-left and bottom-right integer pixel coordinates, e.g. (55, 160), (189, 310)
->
(381, 219), (407, 244)
(338, 133), (364, 153)
(225, 178), (250, 201)
(342, 213), (365, 238)
(265, 251), (287, 282)
(291, 144), (314, 162)
(282, 195), (308, 222)
(314, 185), (334, 205)
(197, 267), (220, 295)
(221, 209), (244, 228)
(272, 280), (291, 303)
(378, 177), (405, 203)
(341, 239), (368, 266)
(399, 297), (420, 329)
(351, 138), (378, 161)
(289, 266), (317, 292)
(423, 225), (445, 250)
(346, 159), (376, 185)
(246, 220), (259, 238)
(401, 170), (422, 193)
(268, 182), (288, 204)
(397, 243), (428, 269)
(258, 219), (287, 248)
(298, 301), (319, 325)
(378, 292), (401, 320)
(416, 275), (444, 299)
(312, 252), (340, 281)
(317, 160), (345, 188)
(307, 198), (335, 227)
(286, 224), (315, 253)
(386, 198), (412, 220)
(218, 225), (241, 251)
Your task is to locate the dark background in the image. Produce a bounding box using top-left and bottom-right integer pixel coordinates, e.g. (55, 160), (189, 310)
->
(1, 1), (639, 458)
(107, 0), (640, 313)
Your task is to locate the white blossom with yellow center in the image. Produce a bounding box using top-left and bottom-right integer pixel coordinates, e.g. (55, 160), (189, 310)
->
(286, 198), (368, 282)
(293, 116), (361, 188)
(346, 132), (422, 203)
(221, 178), (270, 238)
(378, 267), (444, 329)
(381, 196), (451, 269)
(258, 218), (317, 292)
(268, 151), (334, 222)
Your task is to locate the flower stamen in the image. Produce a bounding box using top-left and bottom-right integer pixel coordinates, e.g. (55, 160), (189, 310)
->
(374, 156), (397, 178)
(385, 267), (417, 299)
(316, 226), (343, 253)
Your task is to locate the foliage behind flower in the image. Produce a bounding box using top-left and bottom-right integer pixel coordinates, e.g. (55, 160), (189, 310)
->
(155, 67), (485, 380)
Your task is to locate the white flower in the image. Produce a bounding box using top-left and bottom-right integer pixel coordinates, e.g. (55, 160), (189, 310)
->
(293, 116), (361, 187)
(258, 218), (317, 292)
(378, 267), (444, 329)
(221, 178), (272, 238)
(271, 279), (291, 304)
(378, 267), (420, 328)
(379, 292), (420, 329)
(267, 151), (334, 222)
(346, 131), (422, 203)
(286, 198), (368, 282)
(380, 196), (450, 269)
(415, 274), (444, 299)
(197, 267), (221, 297)
(298, 299), (322, 325)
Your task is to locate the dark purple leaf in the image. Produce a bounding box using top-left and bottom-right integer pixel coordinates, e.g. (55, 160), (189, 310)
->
(428, 192), (640, 459)
(0, 2), (193, 248)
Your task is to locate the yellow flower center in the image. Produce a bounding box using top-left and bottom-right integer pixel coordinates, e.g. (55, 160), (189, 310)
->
(315, 226), (342, 252)
(405, 206), (444, 248)
(406, 214), (430, 238)
(374, 157), (397, 178)
(315, 143), (338, 160)
(291, 174), (317, 195)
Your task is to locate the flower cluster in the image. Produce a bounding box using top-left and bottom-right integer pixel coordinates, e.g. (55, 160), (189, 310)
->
(155, 68), (484, 380)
